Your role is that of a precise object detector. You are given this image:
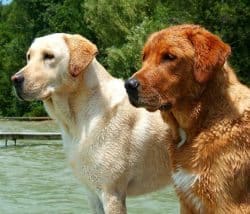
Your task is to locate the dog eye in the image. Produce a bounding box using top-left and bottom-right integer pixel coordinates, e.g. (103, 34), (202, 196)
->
(44, 53), (54, 60)
(161, 53), (176, 62)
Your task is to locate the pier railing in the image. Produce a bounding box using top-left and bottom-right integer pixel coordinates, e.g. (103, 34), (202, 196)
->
(0, 132), (61, 146)
(0, 117), (61, 146)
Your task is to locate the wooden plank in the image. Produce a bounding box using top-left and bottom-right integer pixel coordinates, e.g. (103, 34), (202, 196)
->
(0, 117), (52, 121)
(0, 132), (61, 140)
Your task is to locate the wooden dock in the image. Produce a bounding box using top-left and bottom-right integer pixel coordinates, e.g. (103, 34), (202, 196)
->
(0, 132), (61, 146)
(0, 117), (52, 121)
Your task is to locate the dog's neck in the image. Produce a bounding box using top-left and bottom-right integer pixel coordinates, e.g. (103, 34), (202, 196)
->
(166, 64), (242, 141)
(43, 59), (116, 142)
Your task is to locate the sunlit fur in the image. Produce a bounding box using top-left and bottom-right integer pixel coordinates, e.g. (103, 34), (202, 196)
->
(130, 24), (250, 213)
(12, 33), (173, 214)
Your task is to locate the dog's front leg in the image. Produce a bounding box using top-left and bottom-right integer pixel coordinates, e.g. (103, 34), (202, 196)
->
(102, 191), (126, 214)
(86, 189), (105, 214)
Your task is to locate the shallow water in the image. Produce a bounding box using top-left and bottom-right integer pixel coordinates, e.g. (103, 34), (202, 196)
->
(0, 120), (179, 213)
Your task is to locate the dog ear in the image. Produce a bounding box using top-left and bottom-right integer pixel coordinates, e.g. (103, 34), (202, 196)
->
(188, 27), (231, 83)
(64, 34), (98, 77)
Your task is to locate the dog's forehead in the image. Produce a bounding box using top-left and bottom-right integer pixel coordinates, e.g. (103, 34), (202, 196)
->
(30, 33), (68, 53)
(144, 29), (193, 56)
(148, 30), (185, 46)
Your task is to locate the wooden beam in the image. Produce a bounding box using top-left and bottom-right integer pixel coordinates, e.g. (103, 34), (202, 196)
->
(0, 117), (52, 121)
(0, 132), (61, 146)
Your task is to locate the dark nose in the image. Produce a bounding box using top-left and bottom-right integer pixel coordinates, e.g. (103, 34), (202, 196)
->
(124, 78), (140, 91)
(11, 74), (24, 87)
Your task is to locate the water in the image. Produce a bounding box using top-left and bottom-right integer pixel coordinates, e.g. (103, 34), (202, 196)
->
(0, 120), (179, 214)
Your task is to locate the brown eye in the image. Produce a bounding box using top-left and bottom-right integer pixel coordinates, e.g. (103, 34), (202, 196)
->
(44, 53), (54, 60)
(142, 53), (147, 61)
(162, 53), (176, 62)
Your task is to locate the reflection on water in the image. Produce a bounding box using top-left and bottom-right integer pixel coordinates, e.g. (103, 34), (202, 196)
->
(0, 121), (179, 213)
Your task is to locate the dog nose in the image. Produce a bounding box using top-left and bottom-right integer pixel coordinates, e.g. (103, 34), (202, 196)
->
(125, 78), (140, 91)
(11, 74), (24, 86)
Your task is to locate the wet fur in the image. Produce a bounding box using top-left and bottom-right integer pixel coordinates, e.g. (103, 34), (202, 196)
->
(129, 25), (250, 213)
(12, 33), (173, 214)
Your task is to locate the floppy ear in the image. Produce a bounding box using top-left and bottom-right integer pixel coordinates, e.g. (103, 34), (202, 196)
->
(64, 34), (98, 77)
(188, 27), (231, 83)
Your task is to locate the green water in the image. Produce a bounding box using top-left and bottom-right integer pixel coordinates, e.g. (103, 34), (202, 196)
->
(0, 120), (179, 214)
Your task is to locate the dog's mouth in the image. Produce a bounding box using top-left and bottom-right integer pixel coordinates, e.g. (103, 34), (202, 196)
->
(127, 94), (161, 112)
(127, 90), (172, 112)
(13, 85), (26, 101)
(127, 94), (139, 107)
(13, 85), (52, 102)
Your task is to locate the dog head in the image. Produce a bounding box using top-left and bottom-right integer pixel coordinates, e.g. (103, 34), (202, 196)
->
(11, 33), (97, 101)
(125, 24), (231, 112)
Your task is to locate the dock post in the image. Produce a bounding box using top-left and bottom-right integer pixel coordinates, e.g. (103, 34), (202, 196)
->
(14, 139), (16, 146)
(5, 139), (8, 147)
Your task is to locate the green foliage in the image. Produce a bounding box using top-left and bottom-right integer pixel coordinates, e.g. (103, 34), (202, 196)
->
(0, 0), (89, 116)
(188, 0), (250, 84)
(100, 2), (191, 78)
(0, 0), (249, 116)
(84, 0), (155, 48)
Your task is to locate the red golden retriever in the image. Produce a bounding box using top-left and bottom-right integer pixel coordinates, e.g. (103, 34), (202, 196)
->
(125, 24), (250, 213)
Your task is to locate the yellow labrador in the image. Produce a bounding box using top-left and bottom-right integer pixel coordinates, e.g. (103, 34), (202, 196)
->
(12, 34), (172, 214)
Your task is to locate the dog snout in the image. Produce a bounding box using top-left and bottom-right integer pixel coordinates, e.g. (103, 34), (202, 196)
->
(125, 78), (140, 92)
(125, 78), (140, 106)
(125, 78), (140, 98)
(11, 73), (24, 87)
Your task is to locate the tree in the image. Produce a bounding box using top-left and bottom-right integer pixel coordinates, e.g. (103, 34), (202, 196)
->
(0, 0), (91, 116)
(0, 0), (249, 116)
